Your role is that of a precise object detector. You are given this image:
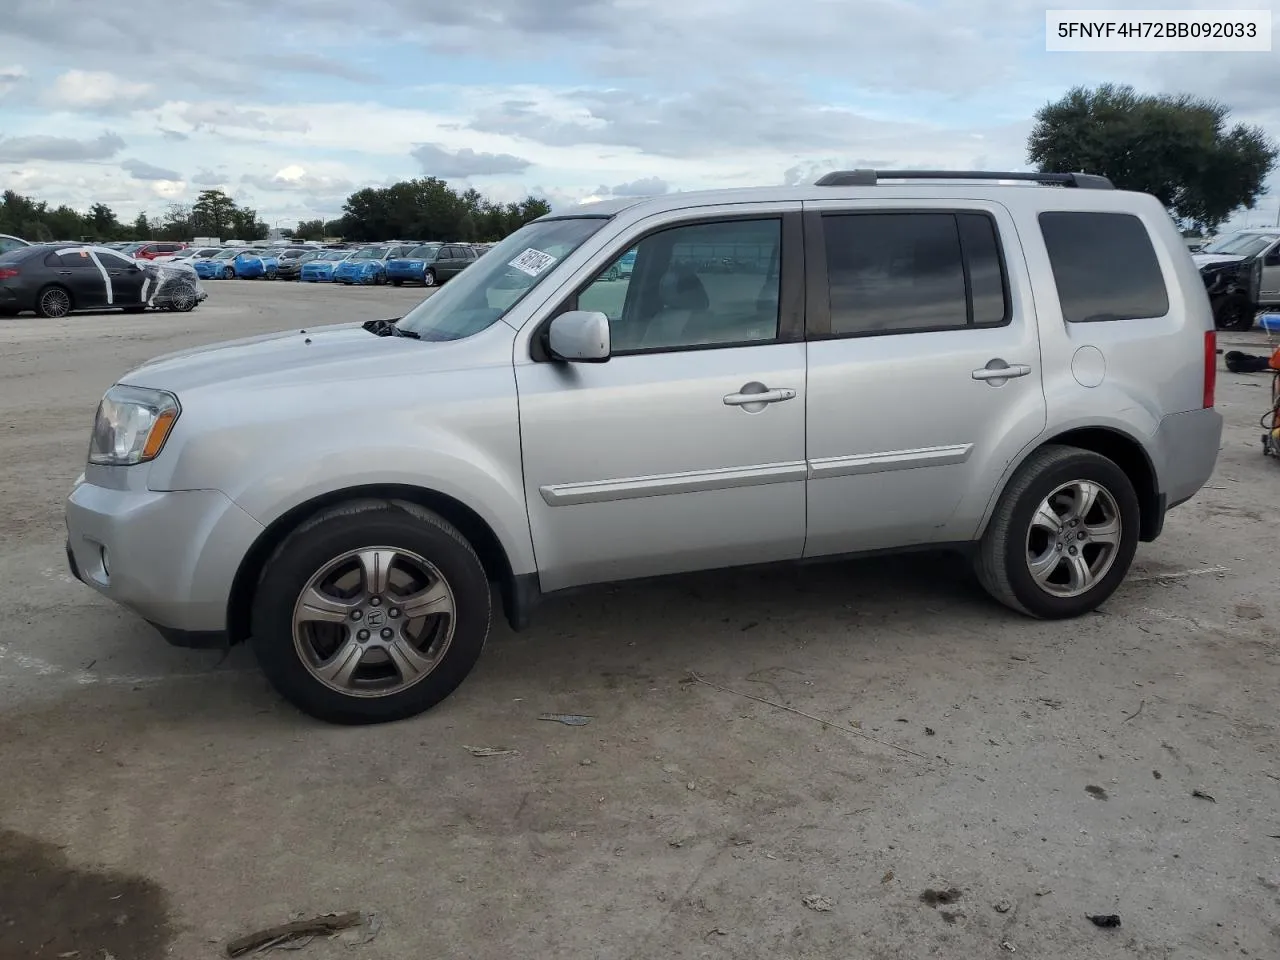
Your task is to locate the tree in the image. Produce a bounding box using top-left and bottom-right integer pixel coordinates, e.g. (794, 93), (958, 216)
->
(337, 178), (551, 242)
(132, 212), (151, 239)
(88, 203), (120, 240)
(295, 218), (326, 240)
(157, 203), (193, 241)
(1028, 84), (1278, 232)
(191, 189), (237, 238)
(322, 219), (344, 238)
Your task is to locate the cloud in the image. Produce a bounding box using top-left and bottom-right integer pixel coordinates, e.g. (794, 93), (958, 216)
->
(41, 70), (158, 114)
(240, 165), (354, 194)
(192, 169), (227, 185)
(180, 103), (310, 133)
(121, 158), (182, 181)
(0, 131), (126, 162)
(410, 142), (532, 177)
(610, 176), (669, 196)
(160, 128), (189, 141)
(0, 65), (26, 97)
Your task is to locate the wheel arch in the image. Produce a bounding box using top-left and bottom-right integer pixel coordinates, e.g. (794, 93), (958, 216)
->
(979, 425), (1162, 543)
(227, 483), (528, 646)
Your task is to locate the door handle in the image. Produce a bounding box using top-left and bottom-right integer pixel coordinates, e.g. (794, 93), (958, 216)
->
(723, 387), (797, 406)
(972, 361), (1032, 381)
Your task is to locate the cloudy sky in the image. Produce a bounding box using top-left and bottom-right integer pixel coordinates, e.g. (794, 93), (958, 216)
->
(1, 0), (1277, 230)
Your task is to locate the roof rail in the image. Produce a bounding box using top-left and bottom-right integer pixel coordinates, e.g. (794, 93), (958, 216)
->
(813, 169), (1115, 190)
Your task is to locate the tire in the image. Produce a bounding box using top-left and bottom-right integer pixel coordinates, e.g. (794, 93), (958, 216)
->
(250, 499), (493, 725)
(1214, 296), (1255, 331)
(423, 268), (437, 287)
(975, 444), (1140, 619)
(167, 282), (198, 312)
(222, 267), (235, 280)
(35, 285), (73, 319)
(391, 278), (403, 287)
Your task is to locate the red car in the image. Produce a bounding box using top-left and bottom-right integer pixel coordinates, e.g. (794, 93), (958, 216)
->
(121, 241), (187, 260)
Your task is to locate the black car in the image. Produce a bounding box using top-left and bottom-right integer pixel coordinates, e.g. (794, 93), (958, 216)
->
(0, 243), (200, 318)
(272, 247), (320, 280)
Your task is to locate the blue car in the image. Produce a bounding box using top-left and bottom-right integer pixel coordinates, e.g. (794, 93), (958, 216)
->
(234, 249), (279, 279)
(332, 244), (418, 285)
(299, 250), (353, 282)
(193, 249), (241, 279)
(385, 243), (443, 286)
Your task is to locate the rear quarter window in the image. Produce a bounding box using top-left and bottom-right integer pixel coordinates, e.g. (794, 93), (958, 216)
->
(1038, 212), (1170, 323)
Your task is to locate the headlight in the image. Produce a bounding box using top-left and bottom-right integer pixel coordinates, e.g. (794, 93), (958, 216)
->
(89, 384), (180, 466)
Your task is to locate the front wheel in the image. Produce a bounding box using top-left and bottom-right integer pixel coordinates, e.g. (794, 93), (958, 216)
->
(423, 268), (437, 287)
(250, 500), (493, 724)
(975, 445), (1139, 619)
(222, 267), (235, 280)
(1214, 295), (1255, 331)
(391, 278), (403, 287)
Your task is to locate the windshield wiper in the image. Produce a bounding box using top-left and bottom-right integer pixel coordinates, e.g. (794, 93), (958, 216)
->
(361, 318), (420, 339)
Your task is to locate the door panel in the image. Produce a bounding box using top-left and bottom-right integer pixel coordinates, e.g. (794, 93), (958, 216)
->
(95, 252), (147, 305)
(802, 200), (1046, 556)
(1260, 242), (1280, 304)
(515, 206), (806, 592)
(51, 251), (107, 308)
(517, 346), (807, 591)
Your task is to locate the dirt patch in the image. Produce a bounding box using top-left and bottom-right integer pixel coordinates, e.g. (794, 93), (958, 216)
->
(1085, 784), (1109, 801)
(0, 829), (174, 959)
(920, 888), (962, 907)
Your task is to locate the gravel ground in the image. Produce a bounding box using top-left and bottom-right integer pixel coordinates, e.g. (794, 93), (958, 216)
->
(1, 281), (1277, 960)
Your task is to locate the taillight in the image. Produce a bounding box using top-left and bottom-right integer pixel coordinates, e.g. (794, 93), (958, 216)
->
(1204, 330), (1217, 408)
(0, 267), (19, 280)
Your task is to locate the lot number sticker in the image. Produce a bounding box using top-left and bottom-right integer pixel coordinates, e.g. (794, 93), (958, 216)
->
(509, 248), (558, 277)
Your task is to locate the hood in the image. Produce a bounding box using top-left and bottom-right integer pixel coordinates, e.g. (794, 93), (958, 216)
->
(121, 322), (421, 392)
(1192, 253), (1247, 269)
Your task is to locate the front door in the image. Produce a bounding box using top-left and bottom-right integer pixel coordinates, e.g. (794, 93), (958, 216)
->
(1259, 240), (1280, 306)
(515, 208), (808, 592)
(94, 250), (148, 306)
(801, 201), (1047, 556)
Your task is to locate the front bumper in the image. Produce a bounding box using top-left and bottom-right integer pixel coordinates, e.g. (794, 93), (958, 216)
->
(65, 476), (264, 642)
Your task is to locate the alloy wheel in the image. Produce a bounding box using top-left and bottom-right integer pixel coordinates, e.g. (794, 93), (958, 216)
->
(292, 547), (456, 698)
(1025, 480), (1122, 598)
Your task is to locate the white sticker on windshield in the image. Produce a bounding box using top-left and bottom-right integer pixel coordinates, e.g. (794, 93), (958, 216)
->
(508, 248), (558, 277)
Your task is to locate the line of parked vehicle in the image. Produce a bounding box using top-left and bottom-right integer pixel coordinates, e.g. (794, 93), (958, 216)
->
(156, 241), (494, 287)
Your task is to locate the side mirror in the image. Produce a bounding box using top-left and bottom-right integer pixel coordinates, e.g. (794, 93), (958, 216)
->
(549, 310), (610, 363)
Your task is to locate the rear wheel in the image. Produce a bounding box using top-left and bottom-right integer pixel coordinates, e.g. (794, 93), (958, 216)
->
(35, 285), (73, 318)
(222, 267), (235, 280)
(423, 268), (437, 287)
(975, 445), (1139, 619)
(391, 278), (403, 287)
(250, 500), (493, 724)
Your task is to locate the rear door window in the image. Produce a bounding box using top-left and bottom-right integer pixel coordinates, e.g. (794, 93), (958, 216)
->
(1038, 212), (1169, 323)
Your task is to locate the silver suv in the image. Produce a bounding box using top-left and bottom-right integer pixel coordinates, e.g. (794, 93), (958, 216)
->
(66, 170), (1223, 724)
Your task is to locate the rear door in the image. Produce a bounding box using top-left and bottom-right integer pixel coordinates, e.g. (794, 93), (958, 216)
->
(802, 200), (1046, 555)
(48, 249), (108, 308)
(1259, 239), (1280, 306)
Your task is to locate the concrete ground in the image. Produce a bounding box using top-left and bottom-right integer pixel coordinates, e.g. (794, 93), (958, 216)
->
(1, 280), (1277, 960)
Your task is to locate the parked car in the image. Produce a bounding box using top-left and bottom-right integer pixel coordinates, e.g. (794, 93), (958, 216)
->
(276, 249), (323, 281)
(0, 243), (175, 316)
(1191, 228), (1280, 330)
(192, 249), (241, 280)
(299, 249), (354, 282)
(121, 241), (188, 261)
(64, 169), (1222, 725)
(165, 246), (222, 263)
(233, 249), (279, 280)
(384, 242), (477, 287)
(332, 244), (416, 285)
(0, 233), (30, 255)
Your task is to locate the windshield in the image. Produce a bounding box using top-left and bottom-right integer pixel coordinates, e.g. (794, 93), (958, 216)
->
(213, 250), (239, 259)
(351, 246), (388, 260)
(405, 244), (441, 259)
(315, 251), (347, 261)
(1201, 232), (1278, 257)
(396, 217), (606, 341)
